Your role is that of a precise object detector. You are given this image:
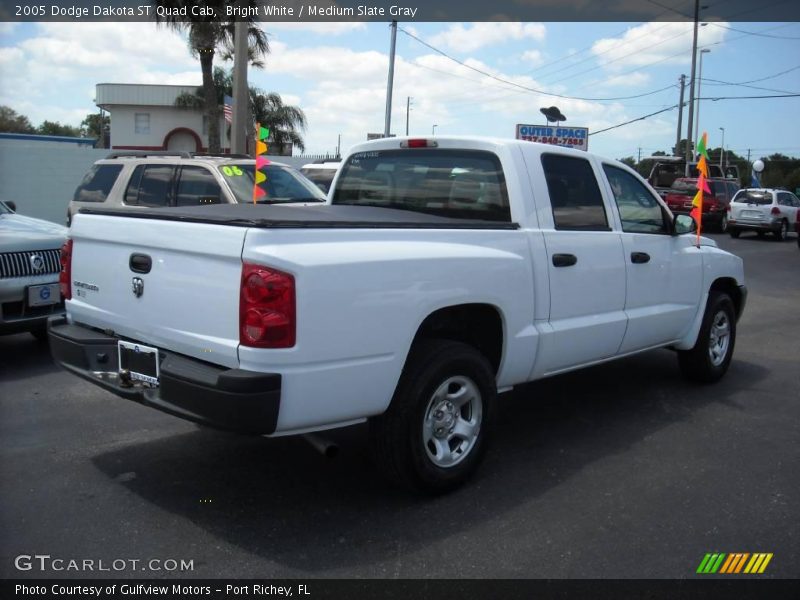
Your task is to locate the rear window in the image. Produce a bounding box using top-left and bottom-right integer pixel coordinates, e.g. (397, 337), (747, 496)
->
(331, 149), (511, 222)
(670, 179), (697, 193)
(733, 190), (773, 205)
(73, 164), (123, 203)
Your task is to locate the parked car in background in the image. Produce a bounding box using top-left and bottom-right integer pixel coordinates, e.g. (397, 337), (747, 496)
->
(646, 157), (734, 199)
(728, 188), (800, 241)
(299, 160), (341, 193)
(68, 151), (326, 225)
(664, 177), (740, 232)
(0, 200), (66, 340)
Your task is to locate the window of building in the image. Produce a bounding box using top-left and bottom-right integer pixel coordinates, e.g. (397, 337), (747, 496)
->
(134, 113), (150, 135)
(541, 154), (608, 230)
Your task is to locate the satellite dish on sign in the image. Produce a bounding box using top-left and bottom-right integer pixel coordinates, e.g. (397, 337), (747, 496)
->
(540, 106), (566, 123)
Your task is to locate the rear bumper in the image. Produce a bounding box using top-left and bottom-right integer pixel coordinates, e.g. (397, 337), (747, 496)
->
(48, 317), (281, 434)
(728, 217), (781, 232)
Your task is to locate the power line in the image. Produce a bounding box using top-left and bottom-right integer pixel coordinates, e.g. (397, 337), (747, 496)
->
(705, 22), (800, 40)
(398, 27), (681, 103)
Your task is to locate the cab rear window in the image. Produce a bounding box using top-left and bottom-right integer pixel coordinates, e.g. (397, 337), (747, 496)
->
(331, 149), (511, 222)
(73, 164), (123, 203)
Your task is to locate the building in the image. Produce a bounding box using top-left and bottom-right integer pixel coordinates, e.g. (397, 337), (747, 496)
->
(96, 83), (226, 153)
(95, 83), (292, 156)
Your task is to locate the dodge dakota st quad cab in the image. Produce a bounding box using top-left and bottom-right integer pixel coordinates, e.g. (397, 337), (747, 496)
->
(49, 137), (747, 493)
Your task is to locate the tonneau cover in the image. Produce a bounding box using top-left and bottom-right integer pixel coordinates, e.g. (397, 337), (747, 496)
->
(78, 204), (519, 230)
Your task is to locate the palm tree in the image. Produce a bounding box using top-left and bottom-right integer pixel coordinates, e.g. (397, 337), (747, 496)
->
(175, 67), (307, 153)
(155, 1), (268, 152)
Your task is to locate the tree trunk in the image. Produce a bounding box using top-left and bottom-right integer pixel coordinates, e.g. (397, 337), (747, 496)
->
(200, 50), (220, 153)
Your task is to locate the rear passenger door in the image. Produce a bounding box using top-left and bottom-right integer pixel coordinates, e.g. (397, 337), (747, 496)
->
(534, 153), (627, 375)
(175, 166), (223, 206)
(124, 164), (175, 208)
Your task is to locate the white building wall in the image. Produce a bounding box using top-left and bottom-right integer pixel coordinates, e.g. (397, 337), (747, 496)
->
(109, 105), (226, 151)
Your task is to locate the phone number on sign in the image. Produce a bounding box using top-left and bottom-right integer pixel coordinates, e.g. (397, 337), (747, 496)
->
(520, 136), (585, 146)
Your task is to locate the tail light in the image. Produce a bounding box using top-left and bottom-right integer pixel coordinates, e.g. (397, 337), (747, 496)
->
(59, 239), (73, 300)
(239, 263), (295, 348)
(771, 206), (781, 215)
(401, 139), (438, 148)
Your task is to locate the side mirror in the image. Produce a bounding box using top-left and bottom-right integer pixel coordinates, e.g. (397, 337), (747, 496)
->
(5, 201), (16, 212)
(673, 213), (697, 235)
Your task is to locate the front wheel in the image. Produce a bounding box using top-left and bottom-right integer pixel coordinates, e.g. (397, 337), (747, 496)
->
(677, 292), (736, 383)
(369, 339), (496, 494)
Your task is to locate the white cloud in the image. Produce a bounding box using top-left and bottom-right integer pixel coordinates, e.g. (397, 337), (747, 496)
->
(596, 71), (652, 88)
(521, 50), (544, 67)
(0, 22), (19, 35)
(591, 21), (728, 70)
(429, 22), (546, 53)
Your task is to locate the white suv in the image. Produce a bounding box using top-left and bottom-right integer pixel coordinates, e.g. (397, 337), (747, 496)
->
(728, 188), (800, 241)
(68, 151), (326, 225)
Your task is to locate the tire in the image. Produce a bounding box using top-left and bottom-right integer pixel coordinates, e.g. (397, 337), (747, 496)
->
(369, 339), (496, 494)
(728, 228), (740, 239)
(718, 213), (729, 233)
(774, 220), (788, 241)
(677, 292), (736, 383)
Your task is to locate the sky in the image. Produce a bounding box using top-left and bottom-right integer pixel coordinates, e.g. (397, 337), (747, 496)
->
(1, 19), (799, 161)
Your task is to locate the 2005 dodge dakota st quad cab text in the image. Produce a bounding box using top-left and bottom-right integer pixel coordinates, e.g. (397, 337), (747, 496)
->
(49, 137), (747, 493)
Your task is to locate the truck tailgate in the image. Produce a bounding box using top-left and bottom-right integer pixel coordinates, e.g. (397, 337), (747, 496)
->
(67, 213), (246, 368)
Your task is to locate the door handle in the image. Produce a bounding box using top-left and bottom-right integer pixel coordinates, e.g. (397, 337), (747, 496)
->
(129, 253), (152, 274)
(631, 252), (651, 264)
(552, 253), (578, 267)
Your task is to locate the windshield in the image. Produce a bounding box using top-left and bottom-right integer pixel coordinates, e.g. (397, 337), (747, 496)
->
(300, 168), (337, 193)
(219, 163), (326, 204)
(331, 149), (511, 222)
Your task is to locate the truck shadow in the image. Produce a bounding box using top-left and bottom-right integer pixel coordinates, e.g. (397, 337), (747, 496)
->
(0, 333), (60, 383)
(91, 349), (769, 573)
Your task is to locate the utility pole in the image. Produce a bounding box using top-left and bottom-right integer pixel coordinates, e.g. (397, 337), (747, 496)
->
(693, 49), (710, 155)
(230, 11), (249, 155)
(336, 133), (341, 158)
(676, 74), (686, 156)
(685, 0), (701, 171)
(383, 21), (398, 138)
(405, 96), (413, 135)
(637, 147), (642, 163)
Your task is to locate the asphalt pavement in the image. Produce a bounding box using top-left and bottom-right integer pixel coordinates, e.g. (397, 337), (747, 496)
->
(1, 231), (798, 580)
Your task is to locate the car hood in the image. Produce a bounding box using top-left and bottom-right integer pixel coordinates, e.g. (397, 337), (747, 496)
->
(0, 213), (67, 252)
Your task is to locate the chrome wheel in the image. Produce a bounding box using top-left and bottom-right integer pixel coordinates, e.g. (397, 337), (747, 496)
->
(423, 376), (483, 468)
(708, 310), (731, 367)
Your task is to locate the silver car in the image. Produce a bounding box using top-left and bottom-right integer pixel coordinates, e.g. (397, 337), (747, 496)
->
(728, 188), (800, 241)
(0, 201), (67, 340)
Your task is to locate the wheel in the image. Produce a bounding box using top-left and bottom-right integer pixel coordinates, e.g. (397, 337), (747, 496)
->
(677, 292), (736, 383)
(369, 339), (496, 494)
(718, 213), (729, 233)
(757, 231), (765, 238)
(30, 327), (49, 342)
(728, 228), (740, 239)
(774, 220), (788, 241)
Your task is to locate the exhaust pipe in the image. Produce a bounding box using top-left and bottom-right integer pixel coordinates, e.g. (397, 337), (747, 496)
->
(303, 433), (339, 458)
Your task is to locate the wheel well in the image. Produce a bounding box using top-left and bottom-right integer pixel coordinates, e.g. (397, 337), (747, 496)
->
(411, 304), (503, 374)
(710, 277), (743, 319)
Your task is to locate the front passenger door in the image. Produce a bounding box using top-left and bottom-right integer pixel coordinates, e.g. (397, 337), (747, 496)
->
(603, 165), (703, 352)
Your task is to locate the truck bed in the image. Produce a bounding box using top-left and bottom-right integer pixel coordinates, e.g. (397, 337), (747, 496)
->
(78, 204), (520, 230)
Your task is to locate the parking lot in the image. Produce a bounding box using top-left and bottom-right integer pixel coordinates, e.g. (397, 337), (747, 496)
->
(1, 232), (798, 580)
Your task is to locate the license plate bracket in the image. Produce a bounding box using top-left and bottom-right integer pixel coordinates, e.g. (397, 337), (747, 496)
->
(118, 340), (160, 386)
(27, 283), (60, 307)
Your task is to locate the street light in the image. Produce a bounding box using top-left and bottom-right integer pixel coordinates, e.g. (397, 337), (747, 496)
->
(693, 48), (710, 158)
(719, 126), (725, 170)
(432, 124), (438, 135)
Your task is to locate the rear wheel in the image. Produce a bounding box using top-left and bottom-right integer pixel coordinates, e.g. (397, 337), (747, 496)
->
(369, 339), (496, 494)
(774, 220), (788, 241)
(728, 228), (740, 239)
(678, 292), (736, 383)
(718, 214), (729, 233)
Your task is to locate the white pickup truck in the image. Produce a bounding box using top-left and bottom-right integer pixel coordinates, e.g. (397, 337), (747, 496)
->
(49, 137), (747, 493)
